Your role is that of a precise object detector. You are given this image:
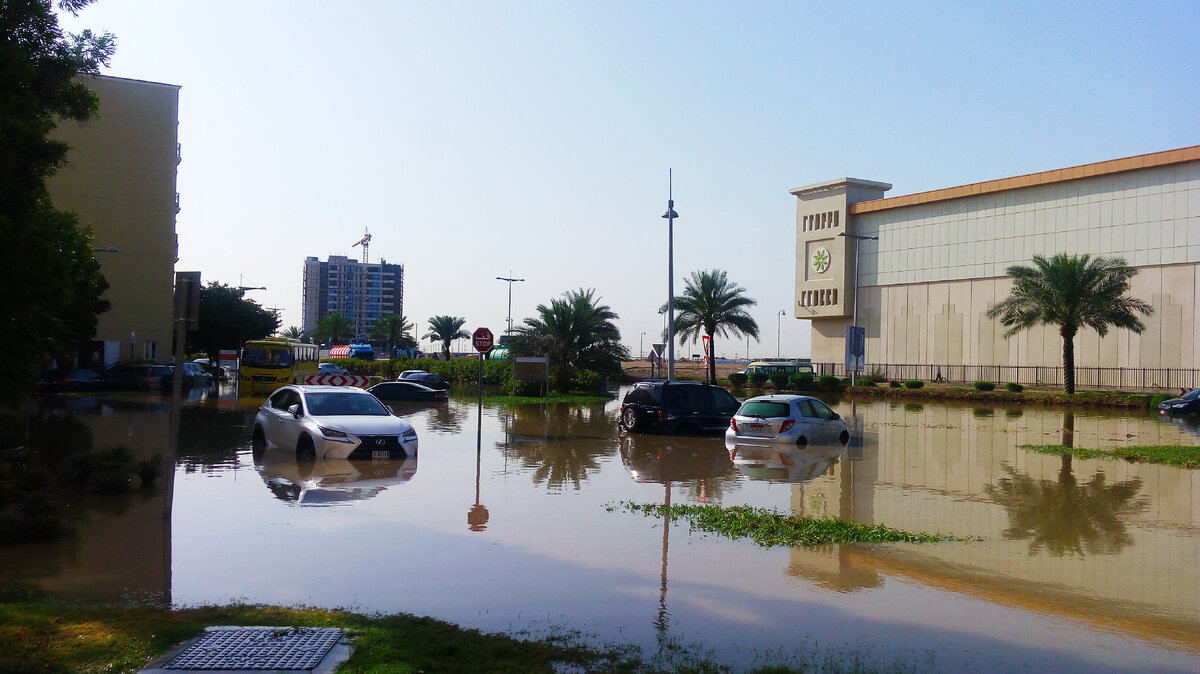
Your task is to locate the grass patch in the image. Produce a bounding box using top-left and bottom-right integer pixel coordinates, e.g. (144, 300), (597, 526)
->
(1022, 444), (1200, 469)
(618, 502), (970, 547)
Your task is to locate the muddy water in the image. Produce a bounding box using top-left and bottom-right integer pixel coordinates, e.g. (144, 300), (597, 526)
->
(5, 387), (1199, 672)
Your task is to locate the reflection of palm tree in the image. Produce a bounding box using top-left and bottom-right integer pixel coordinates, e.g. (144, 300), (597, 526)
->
(500, 403), (617, 490)
(986, 463), (1147, 556)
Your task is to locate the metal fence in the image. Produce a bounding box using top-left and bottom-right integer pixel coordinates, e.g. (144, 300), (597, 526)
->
(812, 362), (1200, 392)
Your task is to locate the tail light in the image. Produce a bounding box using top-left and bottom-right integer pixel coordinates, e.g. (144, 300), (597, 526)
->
(780, 420), (795, 432)
(658, 410), (667, 423)
(730, 418), (739, 431)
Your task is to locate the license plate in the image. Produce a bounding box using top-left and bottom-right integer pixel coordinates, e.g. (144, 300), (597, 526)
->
(372, 450), (390, 460)
(744, 422), (767, 435)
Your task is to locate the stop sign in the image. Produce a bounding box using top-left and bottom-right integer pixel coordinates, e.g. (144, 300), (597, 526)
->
(472, 327), (494, 352)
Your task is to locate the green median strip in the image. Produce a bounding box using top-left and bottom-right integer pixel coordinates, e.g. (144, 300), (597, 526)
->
(618, 502), (971, 547)
(1022, 444), (1200, 469)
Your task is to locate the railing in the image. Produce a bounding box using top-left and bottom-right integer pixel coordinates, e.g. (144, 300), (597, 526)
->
(812, 363), (1200, 392)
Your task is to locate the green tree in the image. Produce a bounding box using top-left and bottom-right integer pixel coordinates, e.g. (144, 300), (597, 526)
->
(370, 313), (414, 353)
(312, 312), (353, 346)
(1, 0), (117, 404)
(424, 315), (468, 359)
(279, 326), (309, 343)
(513, 288), (628, 392)
(187, 283), (279, 360)
(986, 254), (1151, 394)
(665, 269), (760, 384)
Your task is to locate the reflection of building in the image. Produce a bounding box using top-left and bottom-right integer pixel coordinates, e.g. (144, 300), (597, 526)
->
(302, 255), (404, 340)
(48, 75), (181, 367)
(786, 402), (1200, 647)
(792, 146), (1200, 385)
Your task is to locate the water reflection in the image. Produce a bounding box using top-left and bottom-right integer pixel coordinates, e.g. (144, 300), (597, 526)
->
(498, 403), (616, 490)
(253, 449), (418, 506)
(727, 442), (844, 484)
(391, 399), (467, 434)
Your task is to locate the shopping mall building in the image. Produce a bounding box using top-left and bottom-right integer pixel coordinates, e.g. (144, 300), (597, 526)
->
(791, 145), (1200, 389)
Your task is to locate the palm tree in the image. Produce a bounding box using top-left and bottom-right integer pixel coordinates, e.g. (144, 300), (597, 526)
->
(666, 269), (760, 384)
(279, 326), (308, 342)
(513, 288), (629, 392)
(370, 314), (414, 353)
(425, 315), (469, 359)
(986, 254), (1151, 394)
(312, 312), (353, 346)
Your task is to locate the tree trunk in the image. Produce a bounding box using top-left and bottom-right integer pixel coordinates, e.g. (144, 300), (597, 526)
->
(1060, 324), (1077, 394)
(706, 331), (716, 384)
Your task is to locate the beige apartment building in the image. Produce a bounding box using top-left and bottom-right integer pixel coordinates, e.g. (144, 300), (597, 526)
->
(47, 75), (181, 367)
(792, 146), (1200, 388)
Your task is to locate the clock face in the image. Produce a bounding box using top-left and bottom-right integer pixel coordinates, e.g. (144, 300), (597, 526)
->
(811, 247), (831, 273)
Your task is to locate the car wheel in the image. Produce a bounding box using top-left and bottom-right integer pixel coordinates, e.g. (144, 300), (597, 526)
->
(621, 406), (643, 431)
(251, 426), (266, 454)
(839, 430), (850, 445)
(296, 435), (316, 461)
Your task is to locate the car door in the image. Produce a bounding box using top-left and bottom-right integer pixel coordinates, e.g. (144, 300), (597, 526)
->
(263, 388), (301, 449)
(798, 398), (838, 441)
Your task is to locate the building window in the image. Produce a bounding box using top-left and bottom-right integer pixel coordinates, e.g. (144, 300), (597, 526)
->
(143, 341), (158, 361)
(802, 210), (840, 232)
(798, 289), (839, 308)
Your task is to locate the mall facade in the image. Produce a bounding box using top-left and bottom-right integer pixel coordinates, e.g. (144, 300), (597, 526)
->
(791, 145), (1200, 388)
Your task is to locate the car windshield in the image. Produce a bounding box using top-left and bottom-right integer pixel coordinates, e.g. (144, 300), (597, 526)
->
(1182, 389), (1200, 401)
(663, 386), (738, 414)
(738, 401), (790, 418)
(305, 392), (389, 416)
(243, 346), (291, 368)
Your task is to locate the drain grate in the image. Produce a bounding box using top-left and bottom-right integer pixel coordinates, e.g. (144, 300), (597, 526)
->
(164, 627), (342, 671)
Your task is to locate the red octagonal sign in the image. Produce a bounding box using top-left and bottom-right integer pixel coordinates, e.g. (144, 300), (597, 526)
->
(472, 327), (494, 352)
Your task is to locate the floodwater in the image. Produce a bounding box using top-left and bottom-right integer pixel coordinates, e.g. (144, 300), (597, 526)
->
(5, 385), (1200, 672)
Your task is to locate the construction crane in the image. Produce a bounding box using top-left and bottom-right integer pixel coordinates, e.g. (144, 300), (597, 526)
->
(351, 227), (371, 263)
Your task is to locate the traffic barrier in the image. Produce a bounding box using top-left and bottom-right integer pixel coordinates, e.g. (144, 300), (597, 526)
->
(303, 374), (370, 388)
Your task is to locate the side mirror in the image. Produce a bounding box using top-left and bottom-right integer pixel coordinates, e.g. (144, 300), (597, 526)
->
(287, 404), (301, 418)
(831, 412), (841, 420)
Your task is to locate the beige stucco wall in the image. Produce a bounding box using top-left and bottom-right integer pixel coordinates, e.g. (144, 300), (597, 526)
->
(47, 76), (180, 364)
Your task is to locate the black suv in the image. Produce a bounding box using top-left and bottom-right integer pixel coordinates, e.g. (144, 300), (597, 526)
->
(618, 380), (740, 436)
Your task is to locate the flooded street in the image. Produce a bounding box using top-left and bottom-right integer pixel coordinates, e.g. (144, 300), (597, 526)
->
(6, 386), (1200, 672)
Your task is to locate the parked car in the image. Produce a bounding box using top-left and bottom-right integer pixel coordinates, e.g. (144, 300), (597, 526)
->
(317, 362), (349, 376)
(618, 379), (740, 436)
(251, 385), (418, 460)
(367, 380), (448, 403)
(399, 371), (449, 390)
(164, 361), (213, 389)
(105, 363), (172, 390)
(1158, 388), (1200, 415)
(38, 369), (105, 391)
(725, 394), (849, 446)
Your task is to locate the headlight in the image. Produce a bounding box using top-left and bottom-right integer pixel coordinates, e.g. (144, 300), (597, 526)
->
(401, 428), (417, 442)
(318, 426), (352, 441)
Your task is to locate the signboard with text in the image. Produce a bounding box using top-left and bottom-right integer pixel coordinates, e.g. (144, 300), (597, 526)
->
(845, 325), (866, 373)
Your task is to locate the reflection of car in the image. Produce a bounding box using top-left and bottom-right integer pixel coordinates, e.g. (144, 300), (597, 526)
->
(618, 433), (736, 483)
(252, 385), (418, 460)
(367, 381), (447, 403)
(727, 442), (845, 483)
(318, 362), (348, 376)
(105, 363), (173, 390)
(253, 451), (418, 506)
(725, 394), (849, 446)
(1158, 389), (1200, 415)
(39, 369), (105, 391)
(399, 372), (449, 390)
(165, 361), (213, 388)
(618, 380), (740, 436)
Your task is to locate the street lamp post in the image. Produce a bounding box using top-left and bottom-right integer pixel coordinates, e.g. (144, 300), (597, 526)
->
(496, 273), (525, 336)
(838, 232), (879, 386)
(777, 309), (785, 358)
(662, 170), (679, 381)
(640, 331), (646, 359)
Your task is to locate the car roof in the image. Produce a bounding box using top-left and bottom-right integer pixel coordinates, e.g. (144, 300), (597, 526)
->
(741, 394), (817, 403)
(292, 385), (371, 394)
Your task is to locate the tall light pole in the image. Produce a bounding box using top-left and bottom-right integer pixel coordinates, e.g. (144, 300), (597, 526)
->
(838, 232), (879, 386)
(662, 170), (679, 381)
(777, 309), (785, 358)
(640, 331), (646, 359)
(496, 273), (525, 336)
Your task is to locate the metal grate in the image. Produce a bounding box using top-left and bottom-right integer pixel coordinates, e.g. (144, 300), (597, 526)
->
(164, 627), (342, 671)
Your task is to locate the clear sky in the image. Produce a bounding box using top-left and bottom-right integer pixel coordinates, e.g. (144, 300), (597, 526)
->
(60, 1), (1199, 359)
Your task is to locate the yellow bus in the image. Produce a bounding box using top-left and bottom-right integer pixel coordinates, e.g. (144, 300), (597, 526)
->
(238, 337), (319, 394)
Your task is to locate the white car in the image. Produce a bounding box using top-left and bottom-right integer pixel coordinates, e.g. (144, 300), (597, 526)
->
(724, 394), (849, 446)
(317, 362), (349, 376)
(252, 385), (418, 460)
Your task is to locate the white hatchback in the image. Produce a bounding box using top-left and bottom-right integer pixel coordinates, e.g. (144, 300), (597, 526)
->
(724, 394), (849, 446)
(252, 385), (418, 460)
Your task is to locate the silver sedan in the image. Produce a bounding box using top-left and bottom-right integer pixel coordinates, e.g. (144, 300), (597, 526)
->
(253, 385), (418, 460)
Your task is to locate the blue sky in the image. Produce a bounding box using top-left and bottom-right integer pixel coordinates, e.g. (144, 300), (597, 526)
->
(61, 1), (1199, 358)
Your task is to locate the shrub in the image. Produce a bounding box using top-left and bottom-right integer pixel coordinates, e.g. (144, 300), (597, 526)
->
(770, 373), (790, 388)
(1005, 382), (1024, 393)
(903, 379), (924, 389)
(1148, 392), (1175, 409)
(889, 380), (902, 388)
(749, 372), (769, 387)
(789, 373), (814, 390)
(973, 381), (996, 391)
(728, 372), (748, 388)
(867, 367), (889, 383)
(855, 378), (878, 387)
(818, 375), (842, 392)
